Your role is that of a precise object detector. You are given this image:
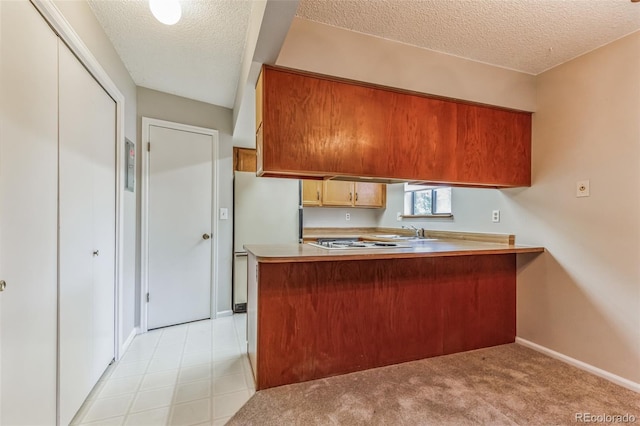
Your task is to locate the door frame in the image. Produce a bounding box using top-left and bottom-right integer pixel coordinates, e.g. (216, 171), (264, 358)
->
(140, 117), (220, 333)
(31, 0), (127, 360)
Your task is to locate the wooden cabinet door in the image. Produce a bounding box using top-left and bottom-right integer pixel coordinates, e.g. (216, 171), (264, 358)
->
(257, 66), (531, 187)
(302, 180), (323, 206)
(354, 183), (386, 208)
(234, 148), (257, 172)
(322, 181), (354, 206)
(456, 104), (531, 186)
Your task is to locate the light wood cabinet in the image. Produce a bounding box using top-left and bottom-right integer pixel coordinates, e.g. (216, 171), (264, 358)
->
(302, 180), (386, 208)
(302, 180), (323, 206)
(234, 147), (257, 172)
(354, 182), (385, 207)
(321, 181), (354, 206)
(256, 65), (531, 187)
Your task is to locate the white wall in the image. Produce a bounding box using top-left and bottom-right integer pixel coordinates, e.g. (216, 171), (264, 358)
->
(53, 0), (138, 349)
(304, 207), (381, 228)
(277, 18), (536, 112)
(513, 32), (640, 383)
(137, 87), (235, 316)
(379, 185), (508, 232)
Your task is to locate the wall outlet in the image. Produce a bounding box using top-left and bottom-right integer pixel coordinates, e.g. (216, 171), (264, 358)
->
(219, 207), (228, 220)
(345, 213), (351, 221)
(576, 180), (590, 197)
(492, 210), (500, 223)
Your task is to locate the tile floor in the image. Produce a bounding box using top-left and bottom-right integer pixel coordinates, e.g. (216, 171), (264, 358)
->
(71, 314), (254, 425)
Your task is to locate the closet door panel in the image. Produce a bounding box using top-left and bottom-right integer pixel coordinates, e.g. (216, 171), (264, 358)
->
(58, 41), (116, 426)
(0, 2), (59, 424)
(91, 71), (117, 381)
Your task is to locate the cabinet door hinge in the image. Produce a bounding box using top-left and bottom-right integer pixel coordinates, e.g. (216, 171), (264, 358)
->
(147, 142), (151, 152)
(146, 292), (150, 303)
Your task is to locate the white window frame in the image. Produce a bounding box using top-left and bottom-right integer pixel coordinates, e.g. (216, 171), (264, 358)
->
(402, 183), (453, 218)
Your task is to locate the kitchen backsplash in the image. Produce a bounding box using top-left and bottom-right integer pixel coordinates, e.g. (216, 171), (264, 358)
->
(303, 207), (382, 228)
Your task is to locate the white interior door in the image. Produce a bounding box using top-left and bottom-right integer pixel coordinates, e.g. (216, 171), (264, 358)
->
(0, 2), (59, 424)
(58, 40), (116, 426)
(148, 125), (213, 329)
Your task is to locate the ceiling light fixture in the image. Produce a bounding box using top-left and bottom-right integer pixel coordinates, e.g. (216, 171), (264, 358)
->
(149, 0), (182, 25)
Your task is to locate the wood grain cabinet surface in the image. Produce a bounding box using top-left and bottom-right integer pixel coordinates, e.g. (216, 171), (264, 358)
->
(301, 180), (323, 206)
(354, 182), (385, 207)
(256, 66), (531, 187)
(248, 253), (517, 390)
(233, 147), (257, 173)
(302, 180), (386, 208)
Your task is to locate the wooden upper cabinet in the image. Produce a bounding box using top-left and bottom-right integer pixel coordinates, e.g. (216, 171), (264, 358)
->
(304, 180), (386, 208)
(302, 180), (322, 206)
(322, 181), (354, 206)
(255, 71), (263, 132)
(354, 182), (385, 208)
(234, 148), (257, 173)
(256, 65), (532, 187)
(456, 104), (531, 186)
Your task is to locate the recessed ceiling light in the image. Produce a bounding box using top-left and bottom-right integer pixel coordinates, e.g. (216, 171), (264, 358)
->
(149, 0), (182, 25)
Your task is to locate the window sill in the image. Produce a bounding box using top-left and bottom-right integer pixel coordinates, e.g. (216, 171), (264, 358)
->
(400, 214), (453, 219)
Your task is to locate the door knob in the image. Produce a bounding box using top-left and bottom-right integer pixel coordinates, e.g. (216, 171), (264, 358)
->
(0, 280), (6, 292)
(202, 234), (211, 240)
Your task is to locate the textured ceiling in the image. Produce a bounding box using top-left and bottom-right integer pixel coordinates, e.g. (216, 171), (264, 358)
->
(88, 0), (252, 108)
(296, 0), (640, 75)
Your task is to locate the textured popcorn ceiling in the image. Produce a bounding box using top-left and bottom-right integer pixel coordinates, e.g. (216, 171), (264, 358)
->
(296, 0), (640, 75)
(88, 0), (252, 107)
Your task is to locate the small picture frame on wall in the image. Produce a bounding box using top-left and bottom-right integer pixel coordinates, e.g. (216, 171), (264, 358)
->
(125, 138), (135, 192)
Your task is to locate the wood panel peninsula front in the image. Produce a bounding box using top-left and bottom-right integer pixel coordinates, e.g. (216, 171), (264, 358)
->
(245, 239), (544, 390)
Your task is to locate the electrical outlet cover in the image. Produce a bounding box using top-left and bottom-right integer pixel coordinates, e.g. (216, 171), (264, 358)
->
(576, 180), (590, 197)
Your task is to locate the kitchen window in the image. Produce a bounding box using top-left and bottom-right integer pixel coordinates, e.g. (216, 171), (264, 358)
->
(403, 184), (452, 217)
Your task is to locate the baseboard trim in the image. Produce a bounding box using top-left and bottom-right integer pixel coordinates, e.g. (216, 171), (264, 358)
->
(515, 337), (640, 393)
(216, 310), (234, 318)
(119, 327), (139, 360)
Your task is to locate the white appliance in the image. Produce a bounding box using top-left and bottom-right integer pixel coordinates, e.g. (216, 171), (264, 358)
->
(233, 171), (301, 311)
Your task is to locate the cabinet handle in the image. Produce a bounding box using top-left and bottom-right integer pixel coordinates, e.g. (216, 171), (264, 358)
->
(93, 250), (99, 257)
(355, 193), (358, 201)
(349, 192), (352, 201)
(0, 280), (6, 292)
(317, 190), (320, 201)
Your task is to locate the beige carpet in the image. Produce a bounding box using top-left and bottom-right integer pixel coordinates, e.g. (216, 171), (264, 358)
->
(228, 344), (639, 425)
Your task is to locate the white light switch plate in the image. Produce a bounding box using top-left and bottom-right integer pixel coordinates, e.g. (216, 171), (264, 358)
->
(576, 180), (590, 197)
(219, 207), (229, 220)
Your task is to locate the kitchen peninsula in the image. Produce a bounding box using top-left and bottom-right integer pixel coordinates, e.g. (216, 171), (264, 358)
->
(245, 233), (543, 390)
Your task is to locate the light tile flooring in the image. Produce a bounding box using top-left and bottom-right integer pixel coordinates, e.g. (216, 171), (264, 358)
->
(71, 314), (254, 425)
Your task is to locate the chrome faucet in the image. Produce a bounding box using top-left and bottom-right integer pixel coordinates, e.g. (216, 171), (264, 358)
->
(402, 225), (422, 238)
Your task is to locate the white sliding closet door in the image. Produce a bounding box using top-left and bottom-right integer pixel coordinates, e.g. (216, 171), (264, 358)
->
(58, 41), (117, 425)
(0, 2), (59, 424)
